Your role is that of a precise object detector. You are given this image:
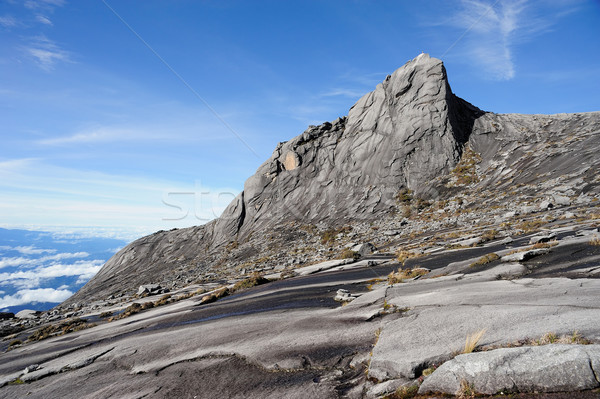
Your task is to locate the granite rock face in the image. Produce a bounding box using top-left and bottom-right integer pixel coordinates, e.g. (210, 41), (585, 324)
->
(419, 344), (600, 395)
(65, 53), (600, 305)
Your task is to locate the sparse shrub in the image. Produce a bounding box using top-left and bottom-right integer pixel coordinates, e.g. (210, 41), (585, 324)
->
(565, 330), (592, 344)
(8, 339), (21, 347)
(516, 219), (546, 233)
(457, 379), (476, 399)
(450, 146), (482, 186)
(154, 294), (172, 307)
(469, 253), (500, 268)
(339, 248), (360, 260)
(590, 238), (600, 246)
(538, 332), (558, 345)
(415, 197), (431, 211)
(395, 250), (421, 265)
(231, 273), (269, 292)
(463, 329), (486, 353)
(320, 226), (352, 245)
(28, 318), (96, 342)
(200, 287), (229, 304)
(141, 302), (154, 310)
(99, 311), (113, 318)
(384, 384), (419, 399)
(396, 187), (413, 204)
(481, 229), (498, 242)
(387, 267), (428, 284)
(530, 240), (558, 249)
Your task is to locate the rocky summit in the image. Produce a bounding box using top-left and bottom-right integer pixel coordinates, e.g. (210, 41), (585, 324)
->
(1, 54), (600, 399)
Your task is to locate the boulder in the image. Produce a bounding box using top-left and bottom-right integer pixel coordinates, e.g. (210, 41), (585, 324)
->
(501, 248), (550, 262)
(351, 243), (376, 256)
(419, 344), (600, 395)
(15, 309), (40, 320)
(137, 284), (163, 296)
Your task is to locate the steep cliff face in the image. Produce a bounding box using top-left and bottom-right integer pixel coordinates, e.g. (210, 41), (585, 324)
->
(217, 53), (481, 240)
(65, 54), (600, 305)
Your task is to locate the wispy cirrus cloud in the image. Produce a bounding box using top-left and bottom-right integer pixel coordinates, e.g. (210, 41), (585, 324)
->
(0, 251), (89, 270)
(25, 35), (72, 71)
(35, 14), (53, 26)
(442, 0), (582, 80)
(319, 88), (366, 98)
(24, 0), (66, 10)
(0, 245), (57, 256)
(37, 126), (169, 146)
(0, 15), (19, 28)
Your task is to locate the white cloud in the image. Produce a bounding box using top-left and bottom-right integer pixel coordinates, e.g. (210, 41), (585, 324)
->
(0, 288), (73, 308)
(319, 88), (366, 98)
(13, 245), (57, 255)
(0, 159), (240, 239)
(25, 35), (71, 71)
(35, 14), (53, 26)
(0, 251), (89, 270)
(37, 126), (171, 146)
(0, 259), (103, 288)
(443, 0), (580, 80)
(24, 0), (66, 10)
(0, 15), (18, 28)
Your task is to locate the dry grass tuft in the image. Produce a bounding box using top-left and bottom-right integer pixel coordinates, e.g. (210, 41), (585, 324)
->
(457, 379), (476, 399)
(533, 331), (592, 346)
(530, 240), (558, 249)
(395, 250), (422, 265)
(231, 273), (270, 293)
(469, 253), (500, 268)
(463, 329), (486, 354)
(200, 287), (229, 304)
(383, 384), (419, 399)
(590, 238), (600, 246)
(387, 267), (429, 284)
(339, 248), (360, 260)
(516, 219), (546, 233)
(27, 318), (96, 342)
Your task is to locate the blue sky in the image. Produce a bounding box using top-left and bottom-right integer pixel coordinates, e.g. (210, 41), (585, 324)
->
(1, 0), (599, 241)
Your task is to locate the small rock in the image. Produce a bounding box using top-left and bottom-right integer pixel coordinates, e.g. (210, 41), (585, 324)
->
(552, 194), (571, 206)
(334, 289), (359, 302)
(454, 237), (482, 247)
(501, 248), (550, 262)
(529, 232), (556, 244)
(539, 200), (553, 210)
(503, 211), (517, 218)
(24, 364), (40, 374)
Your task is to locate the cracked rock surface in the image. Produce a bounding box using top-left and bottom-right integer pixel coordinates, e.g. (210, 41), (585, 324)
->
(419, 344), (600, 395)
